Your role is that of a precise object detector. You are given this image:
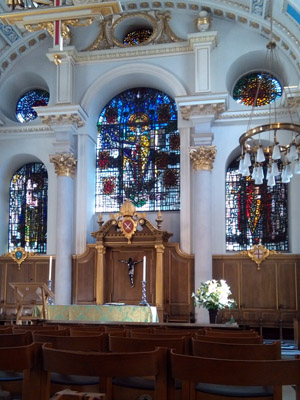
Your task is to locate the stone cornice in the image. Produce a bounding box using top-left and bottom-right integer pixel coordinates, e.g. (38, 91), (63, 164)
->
(176, 94), (227, 121)
(33, 104), (88, 128)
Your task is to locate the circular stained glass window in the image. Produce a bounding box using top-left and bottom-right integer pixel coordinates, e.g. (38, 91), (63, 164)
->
(233, 72), (282, 107)
(123, 29), (153, 46)
(16, 89), (49, 123)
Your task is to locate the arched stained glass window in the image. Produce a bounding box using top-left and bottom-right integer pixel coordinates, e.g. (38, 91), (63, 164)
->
(16, 89), (49, 123)
(233, 72), (282, 107)
(96, 87), (180, 212)
(9, 162), (48, 253)
(226, 156), (288, 251)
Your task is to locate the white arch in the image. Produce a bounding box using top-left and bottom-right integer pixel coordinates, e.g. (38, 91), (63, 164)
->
(81, 62), (188, 122)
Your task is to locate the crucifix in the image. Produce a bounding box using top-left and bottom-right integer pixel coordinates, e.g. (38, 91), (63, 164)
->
(119, 258), (142, 288)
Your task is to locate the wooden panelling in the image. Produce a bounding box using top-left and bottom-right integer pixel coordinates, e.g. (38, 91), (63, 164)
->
(213, 254), (300, 328)
(0, 256), (54, 317)
(72, 243), (194, 322)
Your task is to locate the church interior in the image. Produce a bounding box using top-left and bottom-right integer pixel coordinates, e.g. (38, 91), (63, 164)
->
(0, 0), (300, 398)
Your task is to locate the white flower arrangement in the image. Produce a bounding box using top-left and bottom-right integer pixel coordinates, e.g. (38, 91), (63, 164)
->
(192, 279), (235, 310)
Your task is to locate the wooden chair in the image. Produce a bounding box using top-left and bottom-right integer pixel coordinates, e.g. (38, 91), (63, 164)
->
(41, 344), (168, 400)
(33, 333), (109, 394)
(192, 338), (281, 360)
(109, 334), (187, 354)
(0, 331), (32, 347)
(193, 333), (263, 344)
(202, 328), (259, 337)
(0, 326), (13, 334)
(33, 332), (107, 351)
(70, 329), (126, 338)
(12, 324), (60, 332)
(109, 334), (186, 399)
(169, 349), (300, 400)
(0, 342), (43, 400)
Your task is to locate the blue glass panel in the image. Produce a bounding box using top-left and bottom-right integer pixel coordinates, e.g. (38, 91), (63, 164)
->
(96, 87), (180, 212)
(16, 89), (49, 123)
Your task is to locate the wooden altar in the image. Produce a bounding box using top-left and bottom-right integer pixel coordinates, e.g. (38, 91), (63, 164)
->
(72, 200), (195, 322)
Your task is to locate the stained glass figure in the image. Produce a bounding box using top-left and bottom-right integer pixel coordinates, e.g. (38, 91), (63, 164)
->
(16, 89), (49, 123)
(96, 87), (180, 212)
(233, 72), (282, 107)
(226, 156), (288, 251)
(123, 29), (153, 45)
(9, 162), (48, 253)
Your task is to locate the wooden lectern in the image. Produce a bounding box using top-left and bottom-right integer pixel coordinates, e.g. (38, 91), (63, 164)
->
(9, 282), (55, 324)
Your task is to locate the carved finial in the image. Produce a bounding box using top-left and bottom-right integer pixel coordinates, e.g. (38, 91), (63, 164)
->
(97, 212), (104, 228)
(156, 209), (163, 229)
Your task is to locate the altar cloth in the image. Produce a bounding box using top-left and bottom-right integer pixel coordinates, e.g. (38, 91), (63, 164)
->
(36, 304), (158, 323)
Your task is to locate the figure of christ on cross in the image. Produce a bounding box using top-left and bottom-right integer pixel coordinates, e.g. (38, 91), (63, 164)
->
(118, 258), (143, 288)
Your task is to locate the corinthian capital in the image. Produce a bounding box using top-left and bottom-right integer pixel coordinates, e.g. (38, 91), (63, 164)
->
(189, 146), (217, 171)
(50, 153), (77, 177)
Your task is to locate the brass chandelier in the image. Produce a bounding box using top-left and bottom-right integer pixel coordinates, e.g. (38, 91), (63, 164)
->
(238, 13), (300, 186)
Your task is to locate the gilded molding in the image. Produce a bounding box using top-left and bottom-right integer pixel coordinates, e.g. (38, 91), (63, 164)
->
(50, 152), (77, 177)
(189, 145), (217, 171)
(180, 102), (226, 121)
(25, 17), (93, 41)
(240, 244), (280, 271)
(95, 244), (106, 255)
(84, 11), (184, 51)
(155, 244), (165, 253)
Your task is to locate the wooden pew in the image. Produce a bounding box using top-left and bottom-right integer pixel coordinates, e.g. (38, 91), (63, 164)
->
(41, 344), (168, 400)
(33, 332), (109, 395)
(192, 338), (281, 360)
(0, 343), (43, 400)
(193, 333), (263, 344)
(202, 328), (259, 337)
(169, 350), (300, 400)
(0, 331), (32, 347)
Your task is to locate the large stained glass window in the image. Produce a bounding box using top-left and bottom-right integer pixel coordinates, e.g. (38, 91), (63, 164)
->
(9, 162), (48, 253)
(233, 72), (282, 107)
(96, 87), (180, 212)
(16, 89), (49, 123)
(226, 157), (288, 251)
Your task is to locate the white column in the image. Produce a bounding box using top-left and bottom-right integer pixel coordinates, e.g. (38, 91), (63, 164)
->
(50, 153), (77, 305)
(74, 131), (96, 254)
(190, 145), (217, 323)
(179, 125), (192, 254)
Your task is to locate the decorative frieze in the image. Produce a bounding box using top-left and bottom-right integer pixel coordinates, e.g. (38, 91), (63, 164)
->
(40, 113), (85, 128)
(50, 152), (77, 177)
(180, 102), (226, 121)
(189, 145), (216, 171)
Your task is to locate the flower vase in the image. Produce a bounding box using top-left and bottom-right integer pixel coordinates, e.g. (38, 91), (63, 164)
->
(208, 308), (218, 324)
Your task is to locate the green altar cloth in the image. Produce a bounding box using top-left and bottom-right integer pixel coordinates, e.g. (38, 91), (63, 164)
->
(36, 304), (158, 323)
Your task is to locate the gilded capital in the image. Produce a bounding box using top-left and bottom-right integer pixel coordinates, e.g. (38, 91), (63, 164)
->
(189, 146), (217, 171)
(50, 153), (77, 177)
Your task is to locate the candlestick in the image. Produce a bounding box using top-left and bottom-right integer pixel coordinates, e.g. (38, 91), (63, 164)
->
(143, 256), (146, 281)
(48, 256), (52, 281)
(139, 280), (149, 306)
